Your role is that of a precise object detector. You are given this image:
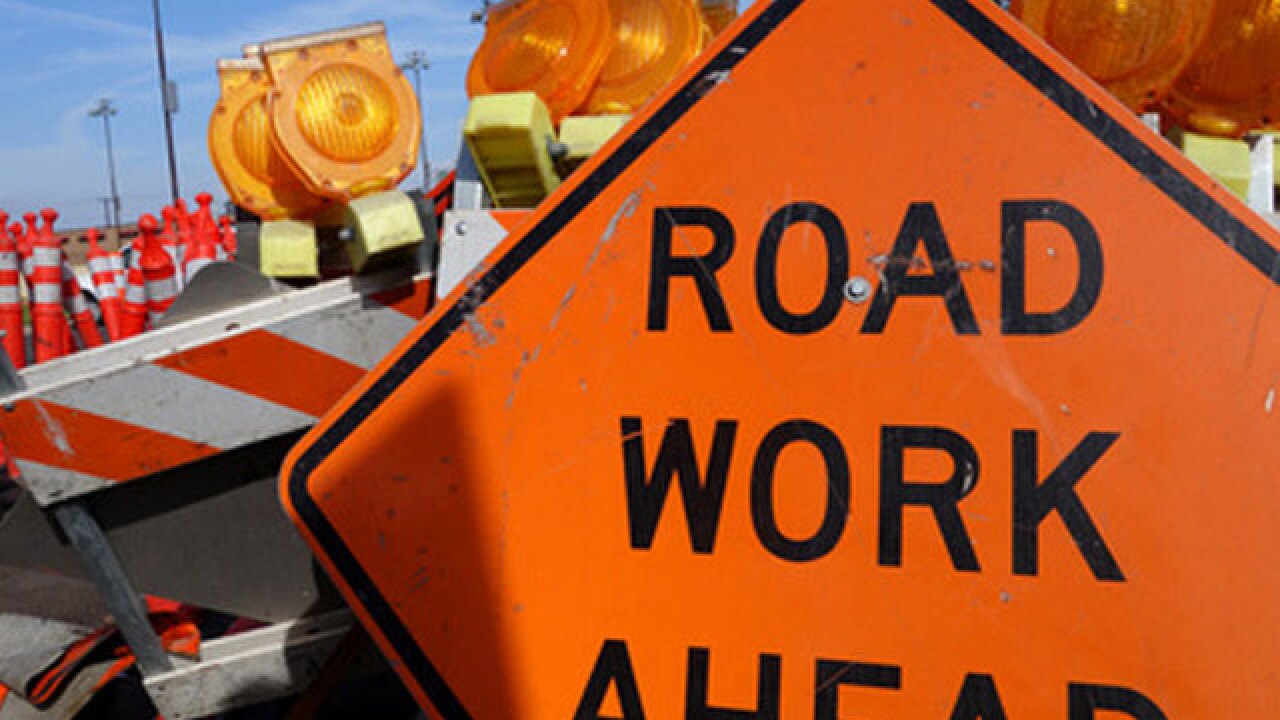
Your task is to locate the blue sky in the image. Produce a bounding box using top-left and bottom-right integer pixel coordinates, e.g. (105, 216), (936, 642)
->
(0, 0), (488, 229)
(0, 1), (759, 231)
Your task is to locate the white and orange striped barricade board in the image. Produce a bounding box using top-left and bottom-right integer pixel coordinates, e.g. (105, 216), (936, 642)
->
(283, 0), (1280, 717)
(0, 267), (440, 676)
(0, 269), (435, 507)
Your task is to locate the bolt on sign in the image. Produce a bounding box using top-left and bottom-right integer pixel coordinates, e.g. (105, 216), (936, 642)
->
(282, 0), (1280, 716)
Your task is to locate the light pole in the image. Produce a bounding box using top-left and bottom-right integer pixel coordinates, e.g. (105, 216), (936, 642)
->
(400, 50), (432, 191)
(88, 98), (122, 230)
(98, 198), (112, 229)
(151, 0), (181, 203)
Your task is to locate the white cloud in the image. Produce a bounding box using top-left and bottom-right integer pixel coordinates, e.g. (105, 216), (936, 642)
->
(0, 0), (148, 38)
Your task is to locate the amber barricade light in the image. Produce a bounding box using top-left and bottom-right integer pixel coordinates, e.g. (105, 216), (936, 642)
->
(237, 23), (426, 273)
(207, 58), (329, 221)
(256, 22), (421, 201)
(1166, 0), (1280, 137)
(1011, 0), (1212, 112)
(582, 0), (707, 115)
(466, 0), (613, 122)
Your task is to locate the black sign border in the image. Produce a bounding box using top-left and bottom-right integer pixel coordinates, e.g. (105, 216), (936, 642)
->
(287, 1), (1280, 716)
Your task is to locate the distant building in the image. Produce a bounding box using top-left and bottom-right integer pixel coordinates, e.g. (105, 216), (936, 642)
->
(56, 223), (138, 269)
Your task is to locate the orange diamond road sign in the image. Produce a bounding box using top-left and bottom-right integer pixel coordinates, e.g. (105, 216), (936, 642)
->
(282, 0), (1280, 716)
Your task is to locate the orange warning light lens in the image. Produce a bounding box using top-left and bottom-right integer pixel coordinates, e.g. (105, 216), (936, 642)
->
(258, 22), (421, 200)
(208, 58), (329, 221)
(233, 98), (278, 176)
(582, 0), (707, 115)
(1166, 0), (1280, 137)
(295, 64), (398, 163)
(1011, 0), (1211, 112)
(466, 0), (612, 122)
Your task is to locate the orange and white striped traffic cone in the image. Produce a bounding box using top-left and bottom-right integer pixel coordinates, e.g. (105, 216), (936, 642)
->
(0, 217), (25, 369)
(18, 212), (36, 277)
(60, 254), (101, 351)
(86, 229), (124, 342)
(160, 206), (185, 288)
(138, 215), (179, 327)
(10, 220), (30, 362)
(120, 262), (148, 339)
(39, 210), (77, 355)
(11, 221), (29, 277)
(173, 200), (193, 279)
(61, 253), (103, 350)
(173, 198), (193, 242)
(185, 194), (220, 283)
(29, 210), (65, 363)
(109, 243), (126, 288)
(218, 215), (237, 260)
(20, 212), (36, 247)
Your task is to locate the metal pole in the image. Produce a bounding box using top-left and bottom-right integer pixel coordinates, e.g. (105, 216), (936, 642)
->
(90, 99), (123, 231)
(52, 502), (174, 678)
(413, 62), (429, 190)
(402, 51), (431, 191)
(151, 0), (181, 203)
(102, 112), (122, 229)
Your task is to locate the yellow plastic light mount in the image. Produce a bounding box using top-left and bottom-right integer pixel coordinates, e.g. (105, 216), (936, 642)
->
(464, 92), (562, 208)
(1170, 129), (1252, 199)
(257, 22), (421, 201)
(583, 0), (707, 116)
(466, 0), (612, 123)
(259, 219), (320, 278)
(1011, 0), (1211, 113)
(207, 58), (330, 221)
(557, 114), (631, 174)
(1166, 0), (1280, 138)
(343, 190), (426, 273)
